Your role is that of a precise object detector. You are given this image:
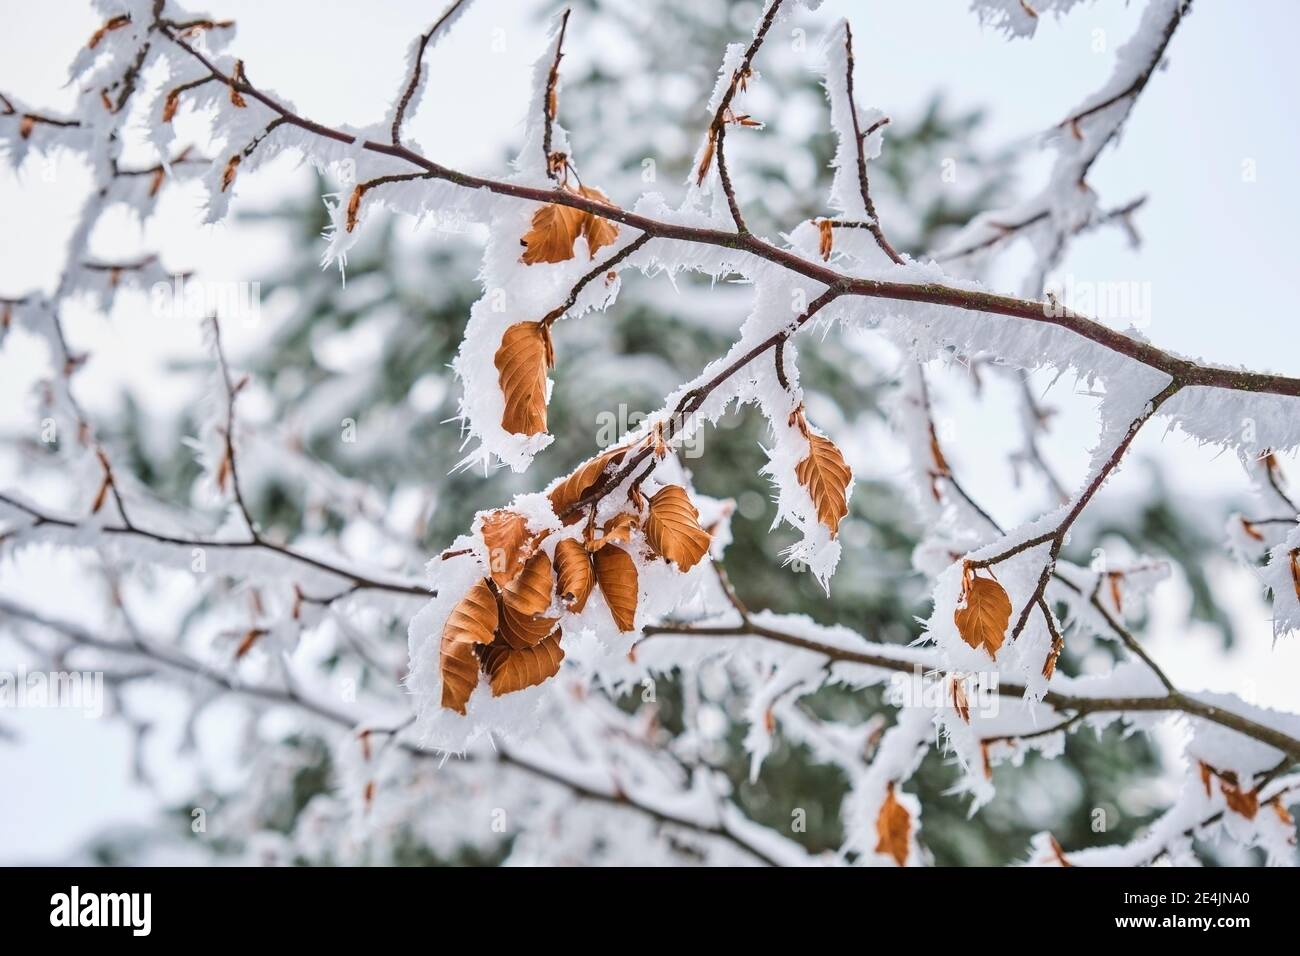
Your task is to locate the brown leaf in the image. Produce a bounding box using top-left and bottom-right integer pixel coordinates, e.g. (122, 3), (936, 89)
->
(162, 88), (182, 122)
(18, 115), (34, 140)
(1240, 517), (1264, 542)
(793, 412), (852, 535)
(480, 508), (536, 587)
(874, 783), (911, 866)
(1199, 760), (1214, 797)
(950, 678), (970, 724)
(234, 627), (268, 660)
(548, 448), (627, 523)
(1221, 778), (1259, 820)
(553, 538), (595, 612)
(1046, 834), (1072, 867)
(90, 475), (111, 514)
(520, 201), (586, 265)
(345, 183), (364, 233)
(494, 321), (554, 436)
(498, 597), (558, 650)
(498, 550), (554, 618)
(644, 484), (711, 571)
(694, 128), (717, 186)
(440, 579), (498, 714)
(954, 567), (1011, 659)
(594, 543), (638, 631)
(818, 219), (833, 261)
(588, 511), (638, 551)
(1290, 548), (1300, 603)
(221, 154), (241, 192)
(577, 185), (619, 259)
(87, 14), (129, 49)
(481, 630), (565, 696)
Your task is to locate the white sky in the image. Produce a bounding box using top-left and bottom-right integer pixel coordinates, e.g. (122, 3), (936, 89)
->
(1, 0), (1299, 861)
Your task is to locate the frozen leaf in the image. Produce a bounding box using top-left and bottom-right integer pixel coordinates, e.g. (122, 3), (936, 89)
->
(440, 579), (498, 714)
(594, 543), (638, 631)
(549, 448), (627, 523)
(577, 185), (620, 258)
(792, 409), (852, 535)
(553, 538), (595, 612)
(481, 508), (538, 587)
(520, 201), (586, 264)
(818, 219), (833, 260)
(495, 321), (555, 436)
(644, 484), (711, 571)
(875, 783), (911, 866)
(588, 511), (638, 551)
(481, 630), (565, 696)
(499, 550), (553, 618)
(498, 596), (558, 649)
(955, 568), (1011, 659)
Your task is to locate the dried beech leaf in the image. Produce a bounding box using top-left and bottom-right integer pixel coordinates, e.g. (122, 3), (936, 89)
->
(577, 185), (620, 259)
(694, 128), (717, 186)
(553, 538), (595, 612)
(794, 416), (852, 535)
(221, 154), (240, 192)
(480, 508), (536, 587)
(498, 596), (558, 649)
(548, 448), (627, 523)
(1221, 778), (1259, 820)
(440, 579), (498, 714)
(587, 512), (638, 552)
(954, 572), (1011, 659)
(481, 630), (565, 696)
(494, 321), (554, 436)
(951, 678), (970, 723)
(594, 544), (638, 632)
(818, 219), (833, 261)
(498, 550), (553, 618)
(520, 201), (586, 264)
(1290, 548), (1300, 603)
(874, 783), (911, 866)
(644, 484), (711, 571)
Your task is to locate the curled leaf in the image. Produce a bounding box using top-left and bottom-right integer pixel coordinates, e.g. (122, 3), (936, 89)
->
(498, 597), (558, 649)
(644, 484), (711, 571)
(481, 630), (565, 696)
(221, 154), (241, 192)
(548, 448), (627, 523)
(594, 543), (638, 632)
(520, 201), (586, 264)
(577, 185), (619, 258)
(954, 567), (1011, 659)
(553, 538), (595, 612)
(950, 678), (970, 723)
(818, 219), (833, 261)
(498, 550), (553, 618)
(875, 783), (911, 866)
(440, 579), (498, 714)
(494, 321), (554, 436)
(480, 508), (537, 587)
(587, 512), (638, 552)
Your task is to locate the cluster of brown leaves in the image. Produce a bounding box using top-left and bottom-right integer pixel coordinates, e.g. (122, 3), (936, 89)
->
(874, 782), (912, 866)
(954, 562), (1011, 659)
(439, 476), (712, 712)
(519, 184), (619, 265)
(790, 406), (852, 536)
